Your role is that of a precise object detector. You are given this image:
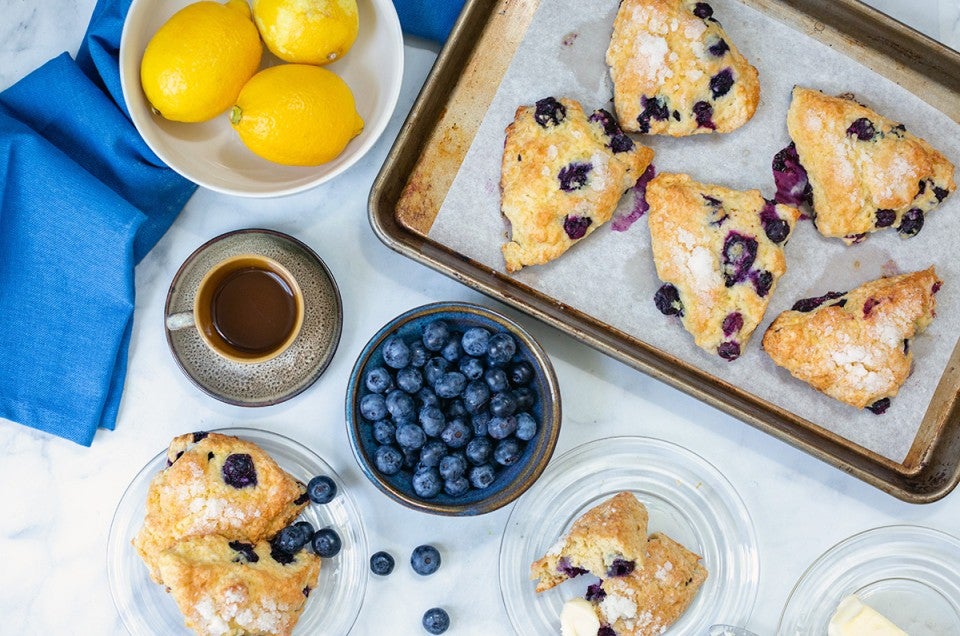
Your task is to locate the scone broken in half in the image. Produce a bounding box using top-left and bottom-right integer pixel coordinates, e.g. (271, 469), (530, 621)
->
(762, 267), (942, 413)
(500, 97), (654, 273)
(647, 173), (801, 360)
(775, 86), (956, 243)
(606, 0), (760, 136)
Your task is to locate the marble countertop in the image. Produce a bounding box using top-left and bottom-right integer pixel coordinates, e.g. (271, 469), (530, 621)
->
(3, 1), (959, 635)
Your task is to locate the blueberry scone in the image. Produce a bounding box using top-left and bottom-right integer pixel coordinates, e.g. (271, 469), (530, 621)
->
(134, 432), (309, 583)
(156, 534), (321, 636)
(775, 86), (955, 243)
(500, 97), (655, 272)
(530, 492), (649, 593)
(762, 267), (942, 413)
(647, 173), (801, 360)
(606, 0), (760, 136)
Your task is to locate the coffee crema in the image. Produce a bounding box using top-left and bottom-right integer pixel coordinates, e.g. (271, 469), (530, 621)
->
(210, 266), (299, 355)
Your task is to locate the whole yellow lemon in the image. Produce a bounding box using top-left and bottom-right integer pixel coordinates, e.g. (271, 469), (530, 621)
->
(140, 0), (262, 123)
(252, 0), (359, 65)
(229, 64), (364, 166)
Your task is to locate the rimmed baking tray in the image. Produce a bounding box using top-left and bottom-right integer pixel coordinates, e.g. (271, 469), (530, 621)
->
(369, 0), (960, 502)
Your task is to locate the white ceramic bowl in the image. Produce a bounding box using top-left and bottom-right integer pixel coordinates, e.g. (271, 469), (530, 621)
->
(119, 0), (404, 197)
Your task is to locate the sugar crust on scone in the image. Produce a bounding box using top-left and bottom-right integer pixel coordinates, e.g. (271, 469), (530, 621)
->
(647, 173), (801, 360)
(500, 97), (654, 273)
(762, 267), (942, 410)
(786, 86), (956, 242)
(606, 0), (760, 136)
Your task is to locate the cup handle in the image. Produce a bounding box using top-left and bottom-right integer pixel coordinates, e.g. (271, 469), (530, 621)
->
(165, 311), (196, 331)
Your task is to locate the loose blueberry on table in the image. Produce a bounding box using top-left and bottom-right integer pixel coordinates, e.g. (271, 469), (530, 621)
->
(411, 544), (441, 576)
(370, 550), (395, 576)
(422, 607), (450, 634)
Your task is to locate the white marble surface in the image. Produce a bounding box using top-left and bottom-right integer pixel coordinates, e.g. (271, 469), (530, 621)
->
(1, 1), (959, 635)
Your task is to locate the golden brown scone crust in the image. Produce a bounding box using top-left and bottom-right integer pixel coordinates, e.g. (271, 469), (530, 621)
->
(134, 432), (308, 584)
(156, 535), (321, 636)
(530, 491), (650, 593)
(597, 532), (708, 636)
(762, 267), (942, 409)
(787, 87), (956, 242)
(501, 97), (654, 272)
(607, 0), (759, 136)
(647, 173), (800, 360)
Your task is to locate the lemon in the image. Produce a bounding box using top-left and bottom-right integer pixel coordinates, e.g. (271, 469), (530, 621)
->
(229, 64), (364, 166)
(252, 0), (359, 65)
(140, 0), (262, 122)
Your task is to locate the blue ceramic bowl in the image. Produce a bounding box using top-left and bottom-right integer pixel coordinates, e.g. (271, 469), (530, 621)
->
(346, 302), (561, 515)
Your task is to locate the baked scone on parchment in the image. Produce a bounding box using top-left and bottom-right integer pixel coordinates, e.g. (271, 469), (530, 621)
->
(500, 97), (654, 273)
(606, 0), (760, 136)
(647, 173), (801, 360)
(778, 86), (956, 243)
(762, 267), (942, 412)
(156, 534), (321, 636)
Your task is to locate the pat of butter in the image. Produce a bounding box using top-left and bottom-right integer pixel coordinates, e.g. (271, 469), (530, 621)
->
(561, 597), (601, 636)
(828, 595), (908, 636)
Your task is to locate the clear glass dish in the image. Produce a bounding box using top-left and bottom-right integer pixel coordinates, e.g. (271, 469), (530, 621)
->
(107, 427), (367, 635)
(499, 435), (759, 635)
(778, 525), (960, 635)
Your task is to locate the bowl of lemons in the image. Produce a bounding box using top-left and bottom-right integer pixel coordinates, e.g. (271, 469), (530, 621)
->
(120, 0), (403, 197)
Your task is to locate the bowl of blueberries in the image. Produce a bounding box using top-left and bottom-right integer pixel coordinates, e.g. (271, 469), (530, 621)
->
(346, 301), (561, 515)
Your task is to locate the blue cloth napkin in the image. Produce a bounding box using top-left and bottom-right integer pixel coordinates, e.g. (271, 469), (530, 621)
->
(0, 0), (196, 446)
(393, 0), (466, 42)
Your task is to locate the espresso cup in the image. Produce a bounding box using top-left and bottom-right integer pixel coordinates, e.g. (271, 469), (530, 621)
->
(166, 254), (304, 363)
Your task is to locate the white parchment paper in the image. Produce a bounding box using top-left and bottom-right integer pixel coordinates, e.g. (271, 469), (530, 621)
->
(428, 0), (960, 461)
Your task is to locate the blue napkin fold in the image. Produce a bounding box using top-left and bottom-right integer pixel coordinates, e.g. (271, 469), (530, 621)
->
(392, 0), (466, 42)
(0, 0), (196, 446)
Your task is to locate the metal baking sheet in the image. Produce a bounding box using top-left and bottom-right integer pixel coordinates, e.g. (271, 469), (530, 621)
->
(369, 0), (960, 502)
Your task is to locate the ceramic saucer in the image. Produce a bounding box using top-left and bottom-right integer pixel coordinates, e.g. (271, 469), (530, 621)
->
(164, 229), (342, 406)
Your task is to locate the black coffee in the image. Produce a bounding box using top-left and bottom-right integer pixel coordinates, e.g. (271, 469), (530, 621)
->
(211, 266), (298, 354)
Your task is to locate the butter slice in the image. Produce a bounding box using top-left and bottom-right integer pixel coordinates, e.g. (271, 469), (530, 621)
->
(828, 595), (908, 636)
(561, 598), (601, 636)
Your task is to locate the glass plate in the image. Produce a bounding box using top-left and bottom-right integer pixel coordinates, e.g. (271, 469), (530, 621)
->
(777, 525), (960, 635)
(107, 427), (367, 635)
(499, 436), (759, 635)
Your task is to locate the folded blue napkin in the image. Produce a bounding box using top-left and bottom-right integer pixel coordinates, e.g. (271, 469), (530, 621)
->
(393, 0), (466, 42)
(0, 0), (196, 446)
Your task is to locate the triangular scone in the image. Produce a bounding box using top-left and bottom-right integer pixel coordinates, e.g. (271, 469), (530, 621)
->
(135, 432), (309, 583)
(594, 533), (708, 636)
(501, 97), (654, 272)
(530, 492), (649, 593)
(606, 0), (759, 136)
(785, 87), (956, 243)
(647, 173), (800, 360)
(156, 535), (321, 636)
(762, 267), (942, 412)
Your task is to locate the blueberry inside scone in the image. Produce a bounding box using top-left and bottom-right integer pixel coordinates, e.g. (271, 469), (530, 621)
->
(773, 86), (956, 243)
(500, 97), (654, 272)
(606, 0), (760, 136)
(646, 173), (800, 360)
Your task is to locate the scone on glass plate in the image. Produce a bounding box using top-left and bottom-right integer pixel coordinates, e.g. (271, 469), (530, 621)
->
(606, 0), (760, 136)
(500, 96), (655, 273)
(762, 267), (942, 413)
(774, 86), (956, 243)
(646, 173), (801, 361)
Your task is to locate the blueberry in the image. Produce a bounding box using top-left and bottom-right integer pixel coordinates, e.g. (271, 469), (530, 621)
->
(868, 397), (891, 414)
(709, 68), (734, 98)
(461, 327), (491, 356)
(365, 366), (394, 394)
(608, 558), (636, 577)
(845, 117), (877, 141)
(419, 406), (446, 437)
(509, 361), (534, 386)
(444, 476), (470, 497)
(642, 95), (670, 121)
(469, 464), (497, 489)
(411, 544), (442, 575)
(269, 536), (297, 564)
(440, 417), (472, 449)
(422, 607), (450, 634)
(360, 393), (388, 421)
(222, 453), (257, 488)
(422, 320), (451, 352)
(512, 386), (536, 411)
(875, 208), (896, 228)
(419, 440), (447, 467)
(585, 582), (606, 603)
(424, 357), (450, 386)
(396, 367), (424, 394)
(693, 2), (713, 18)
(471, 411), (491, 437)
(465, 437), (493, 465)
(534, 97), (566, 128)
(487, 333), (517, 366)
(191, 431), (209, 443)
(396, 423), (427, 450)
(760, 202), (790, 244)
(708, 37), (729, 56)
(717, 341), (741, 361)
(563, 214), (593, 239)
(515, 412), (537, 441)
(488, 415), (518, 440)
(435, 372), (467, 399)
(934, 185), (950, 202)
(274, 522), (314, 554)
(374, 445), (403, 475)
(412, 467), (442, 498)
(721, 232), (758, 286)
(229, 540), (259, 564)
(370, 551), (395, 576)
(417, 387), (440, 409)
(722, 312), (743, 337)
(439, 454), (467, 480)
(654, 283), (684, 316)
(772, 142), (813, 207)
(445, 400), (467, 420)
(441, 338), (463, 363)
(752, 270), (774, 297)
(599, 628), (617, 636)
(386, 389), (417, 422)
(382, 336), (411, 369)
(312, 527), (342, 558)
(490, 391), (518, 418)
(484, 367), (510, 392)
(494, 438), (523, 466)
(791, 291), (846, 312)
(372, 419), (396, 445)
(307, 475), (337, 504)
(558, 163), (592, 192)
(897, 208), (924, 237)
(402, 446), (421, 470)
(458, 356), (485, 380)
(588, 108), (634, 153)
(408, 340), (429, 367)
(693, 100), (716, 130)
(463, 380), (491, 413)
